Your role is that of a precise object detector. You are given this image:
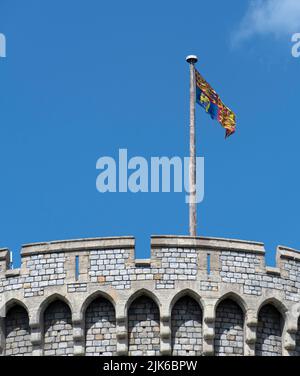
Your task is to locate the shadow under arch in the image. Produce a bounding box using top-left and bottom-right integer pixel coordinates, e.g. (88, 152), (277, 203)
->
(215, 291), (247, 315)
(38, 293), (73, 322)
(256, 297), (288, 320)
(170, 289), (203, 356)
(4, 298), (32, 356)
(255, 297), (285, 356)
(81, 290), (116, 321)
(84, 291), (117, 356)
(169, 289), (203, 317)
(127, 288), (161, 356)
(4, 298), (30, 317)
(41, 293), (74, 356)
(214, 292), (246, 356)
(126, 288), (161, 316)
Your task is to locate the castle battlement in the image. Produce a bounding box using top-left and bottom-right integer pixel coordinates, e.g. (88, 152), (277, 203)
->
(1, 236), (300, 356)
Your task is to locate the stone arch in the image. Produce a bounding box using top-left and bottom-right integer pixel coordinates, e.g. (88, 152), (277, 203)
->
(5, 298), (30, 315)
(38, 293), (74, 322)
(171, 294), (203, 356)
(5, 303), (32, 356)
(255, 303), (283, 356)
(169, 289), (204, 315)
(128, 294), (160, 356)
(43, 298), (74, 356)
(126, 289), (161, 315)
(84, 296), (117, 356)
(81, 291), (116, 321)
(215, 292), (247, 315)
(256, 297), (288, 320)
(214, 298), (244, 356)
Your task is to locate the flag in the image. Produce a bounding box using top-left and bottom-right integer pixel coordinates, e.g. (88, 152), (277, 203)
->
(195, 69), (236, 138)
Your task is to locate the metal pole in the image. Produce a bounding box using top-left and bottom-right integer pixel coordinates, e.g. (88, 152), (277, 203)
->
(186, 55), (198, 236)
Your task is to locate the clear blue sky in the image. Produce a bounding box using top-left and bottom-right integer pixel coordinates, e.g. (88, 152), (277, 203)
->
(0, 0), (299, 266)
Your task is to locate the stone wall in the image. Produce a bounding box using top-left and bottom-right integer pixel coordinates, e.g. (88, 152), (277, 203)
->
(171, 296), (202, 356)
(0, 236), (300, 356)
(214, 299), (244, 356)
(255, 304), (282, 356)
(43, 301), (74, 356)
(128, 296), (160, 356)
(85, 298), (116, 356)
(5, 305), (31, 356)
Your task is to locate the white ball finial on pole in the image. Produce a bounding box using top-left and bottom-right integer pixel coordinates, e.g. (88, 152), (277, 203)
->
(186, 55), (198, 64)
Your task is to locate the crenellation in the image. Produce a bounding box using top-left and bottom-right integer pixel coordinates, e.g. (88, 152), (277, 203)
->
(0, 249), (9, 278)
(1, 235), (300, 356)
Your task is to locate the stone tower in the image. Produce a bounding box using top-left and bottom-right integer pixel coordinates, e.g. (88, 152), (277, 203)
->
(1, 235), (300, 356)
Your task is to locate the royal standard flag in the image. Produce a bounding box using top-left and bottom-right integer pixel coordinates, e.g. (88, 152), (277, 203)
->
(195, 69), (236, 138)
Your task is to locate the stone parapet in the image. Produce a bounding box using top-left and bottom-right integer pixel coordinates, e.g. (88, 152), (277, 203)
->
(0, 235), (299, 356)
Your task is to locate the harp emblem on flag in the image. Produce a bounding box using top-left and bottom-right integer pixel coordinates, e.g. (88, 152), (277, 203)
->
(199, 92), (211, 112)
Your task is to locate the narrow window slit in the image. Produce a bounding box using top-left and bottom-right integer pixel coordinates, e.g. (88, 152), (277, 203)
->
(207, 253), (211, 275)
(75, 255), (80, 281)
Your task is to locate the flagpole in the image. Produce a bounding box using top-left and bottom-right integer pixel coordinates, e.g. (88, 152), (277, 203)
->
(186, 55), (198, 237)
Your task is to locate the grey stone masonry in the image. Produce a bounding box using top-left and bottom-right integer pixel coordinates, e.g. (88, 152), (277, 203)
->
(255, 304), (282, 356)
(5, 305), (32, 356)
(171, 296), (202, 356)
(214, 299), (244, 356)
(43, 301), (74, 356)
(128, 296), (160, 356)
(85, 298), (116, 356)
(1, 236), (300, 356)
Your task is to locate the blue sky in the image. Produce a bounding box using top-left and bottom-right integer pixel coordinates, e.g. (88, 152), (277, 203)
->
(0, 0), (299, 266)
